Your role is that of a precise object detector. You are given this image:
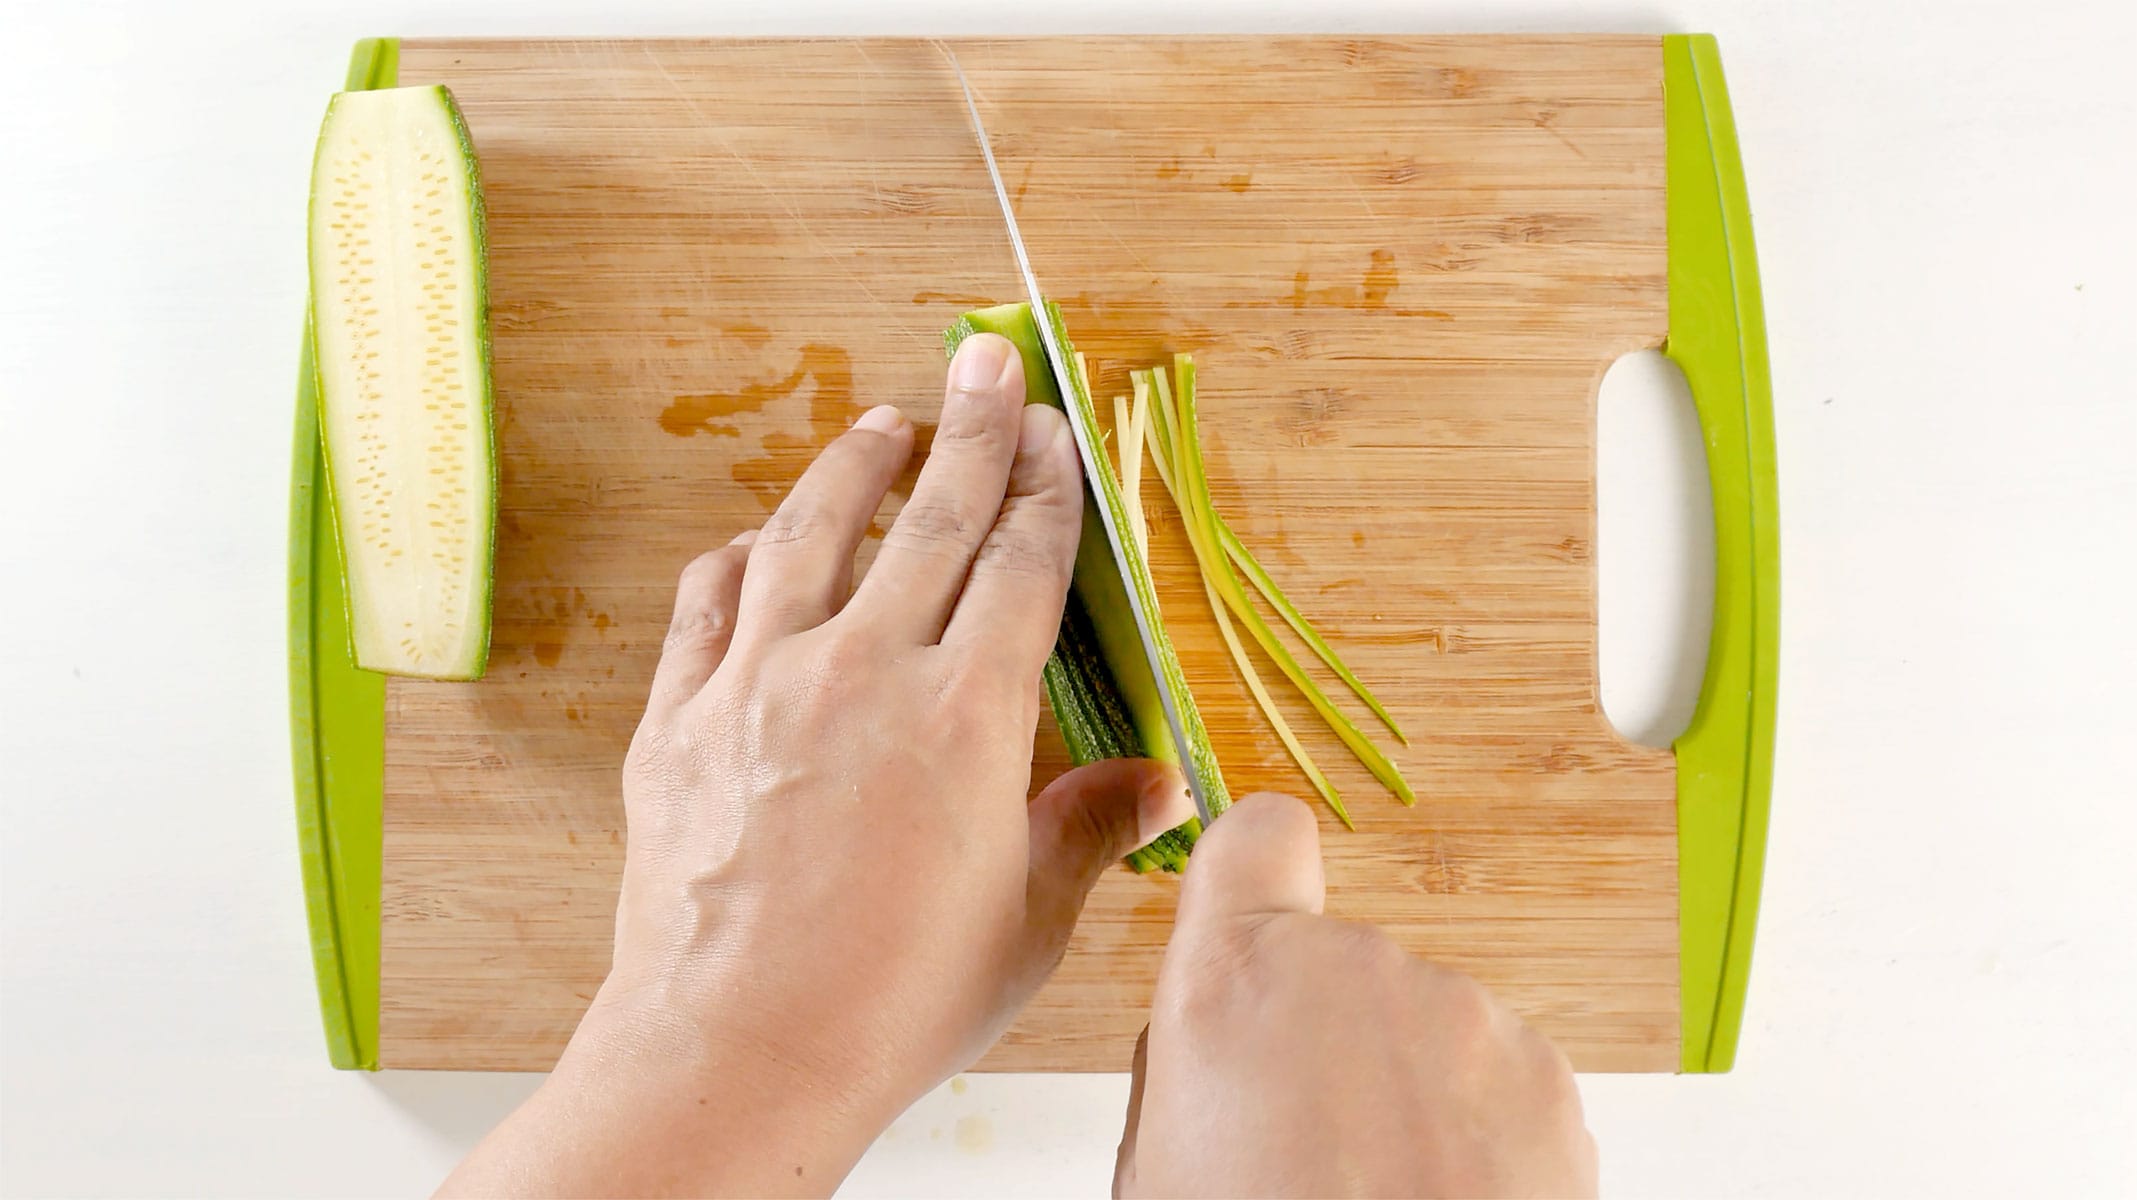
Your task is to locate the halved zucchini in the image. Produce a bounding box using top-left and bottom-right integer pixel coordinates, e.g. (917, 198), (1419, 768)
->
(308, 84), (494, 679)
(946, 304), (1229, 871)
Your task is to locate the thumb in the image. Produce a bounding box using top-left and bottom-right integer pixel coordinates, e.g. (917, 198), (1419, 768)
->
(1025, 758), (1194, 945)
(1175, 792), (1326, 934)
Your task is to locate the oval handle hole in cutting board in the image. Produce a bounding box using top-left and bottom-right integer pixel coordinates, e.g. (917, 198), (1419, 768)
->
(1597, 349), (1714, 748)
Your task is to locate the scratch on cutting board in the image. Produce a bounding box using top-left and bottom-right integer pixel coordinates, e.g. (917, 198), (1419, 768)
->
(638, 44), (896, 318)
(1343, 169), (1384, 219)
(848, 42), (889, 214)
(953, 56), (1152, 279)
(1092, 66), (1155, 227)
(1079, 208), (1157, 277)
(849, 40), (892, 78)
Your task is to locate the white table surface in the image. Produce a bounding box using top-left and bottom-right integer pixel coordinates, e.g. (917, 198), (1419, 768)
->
(5, 1), (2135, 1195)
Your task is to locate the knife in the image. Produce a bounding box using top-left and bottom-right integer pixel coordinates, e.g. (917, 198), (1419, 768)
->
(945, 50), (1218, 831)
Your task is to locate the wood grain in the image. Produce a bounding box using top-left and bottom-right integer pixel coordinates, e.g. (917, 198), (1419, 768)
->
(377, 36), (1677, 1073)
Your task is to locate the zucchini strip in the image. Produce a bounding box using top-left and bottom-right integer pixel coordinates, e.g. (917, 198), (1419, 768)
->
(1113, 390), (1150, 554)
(1124, 383), (1152, 556)
(1163, 360), (1417, 806)
(1218, 524), (1409, 744)
(1135, 371), (1353, 827)
(1136, 366), (1405, 744)
(1200, 570), (1352, 828)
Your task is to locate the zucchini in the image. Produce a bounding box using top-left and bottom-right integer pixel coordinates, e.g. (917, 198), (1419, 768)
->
(946, 305), (1226, 872)
(308, 84), (495, 680)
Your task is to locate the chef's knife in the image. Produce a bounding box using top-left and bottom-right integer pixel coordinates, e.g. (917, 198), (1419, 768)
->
(945, 50), (1217, 830)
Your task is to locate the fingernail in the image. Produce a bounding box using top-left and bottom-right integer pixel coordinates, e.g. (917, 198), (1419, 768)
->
(949, 333), (1015, 394)
(1136, 770), (1197, 845)
(853, 404), (905, 434)
(729, 528), (759, 546)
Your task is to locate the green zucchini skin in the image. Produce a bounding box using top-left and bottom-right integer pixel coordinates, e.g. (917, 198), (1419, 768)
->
(308, 84), (496, 680)
(946, 306), (1221, 872)
(1044, 585), (1198, 872)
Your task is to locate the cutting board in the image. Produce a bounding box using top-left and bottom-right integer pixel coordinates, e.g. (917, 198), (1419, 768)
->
(290, 34), (1775, 1075)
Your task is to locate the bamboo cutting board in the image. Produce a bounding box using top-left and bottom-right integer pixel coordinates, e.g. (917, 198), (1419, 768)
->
(290, 35), (1776, 1075)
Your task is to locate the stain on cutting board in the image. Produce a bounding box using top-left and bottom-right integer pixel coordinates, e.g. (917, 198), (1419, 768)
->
(657, 342), (855, 445)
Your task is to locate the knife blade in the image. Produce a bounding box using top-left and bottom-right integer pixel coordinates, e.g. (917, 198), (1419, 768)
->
(945, 49), (1217, 830)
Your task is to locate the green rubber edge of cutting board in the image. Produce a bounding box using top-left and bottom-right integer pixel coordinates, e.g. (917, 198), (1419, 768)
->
(1663, 33), (1778, 1074)
(290, 36), (398, 1072)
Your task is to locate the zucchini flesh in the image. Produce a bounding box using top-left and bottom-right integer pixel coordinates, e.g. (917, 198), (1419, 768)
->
(946, 305), (1225, 872)
(308, 85), (494, 680)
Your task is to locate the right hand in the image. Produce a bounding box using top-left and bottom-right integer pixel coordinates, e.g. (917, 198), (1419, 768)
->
(1113, 793), (1599, 1199)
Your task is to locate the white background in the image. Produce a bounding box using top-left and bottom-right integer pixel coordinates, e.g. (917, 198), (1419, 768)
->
(5, 0), (2135, 1195)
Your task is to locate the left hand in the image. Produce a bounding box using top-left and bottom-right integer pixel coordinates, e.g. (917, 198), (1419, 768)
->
(440, 332), (1191, 1198)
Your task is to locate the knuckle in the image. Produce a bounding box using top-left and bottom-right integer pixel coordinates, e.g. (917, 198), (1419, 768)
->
(808, 628), (879, 681)
(1067, 789), (1127, 853)
(1543, 1065), (1585, 1124)
(970, 523), (1069, 583)
(757, 506), (830, 549)
(674, 547), (742, 601)
(938, 389), (1019, 435)
(1011, 444), (1083, 502)
(933, 650), (1017, 712)
(1431, 967), (1504, 1043)
(1321, 920), (1421, 1001)
(662, 603), (731, 655)
(1526, 1026), (1583, 1102)
(625, 716), (674, 770)
(885, 500), (977, 556)
(1327, 917), (1404, 966)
